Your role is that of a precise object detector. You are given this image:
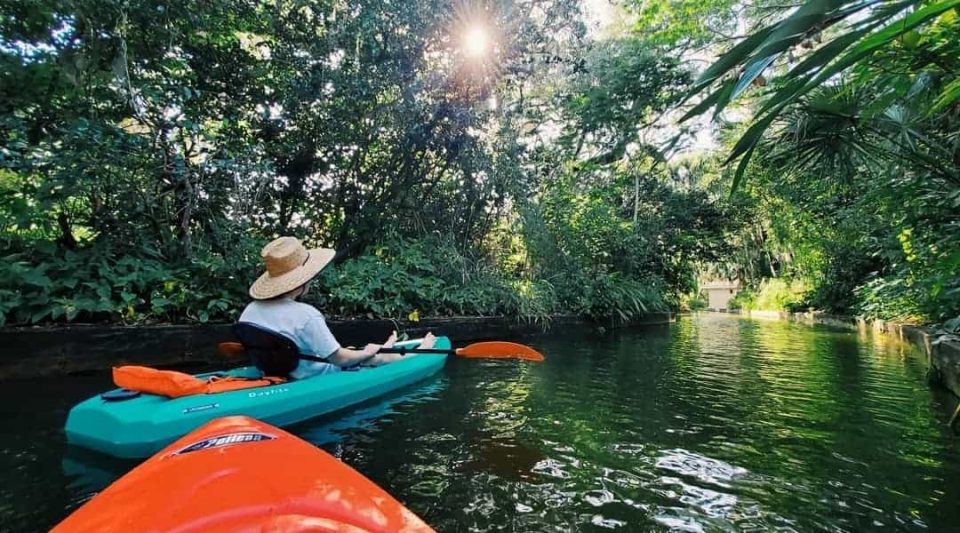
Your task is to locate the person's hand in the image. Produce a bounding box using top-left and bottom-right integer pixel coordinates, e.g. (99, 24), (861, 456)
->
(362, 343), (382, 357)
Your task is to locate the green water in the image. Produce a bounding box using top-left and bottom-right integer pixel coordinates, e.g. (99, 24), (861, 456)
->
(2, 314), (959, 531)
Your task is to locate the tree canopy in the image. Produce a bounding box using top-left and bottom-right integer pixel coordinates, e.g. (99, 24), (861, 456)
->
(1, 0), (957, 329)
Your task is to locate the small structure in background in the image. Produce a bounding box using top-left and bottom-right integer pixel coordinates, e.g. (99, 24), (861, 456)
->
(702, 279), (740, 312)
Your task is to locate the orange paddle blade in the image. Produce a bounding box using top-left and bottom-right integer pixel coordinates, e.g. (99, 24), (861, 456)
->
(218, 342), (246, 358)
(455, 342), (544, 362)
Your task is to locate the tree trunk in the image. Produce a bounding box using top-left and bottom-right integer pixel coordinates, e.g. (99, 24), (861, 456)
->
(57, 212), (77, 249)
(633, 174), (640, 224)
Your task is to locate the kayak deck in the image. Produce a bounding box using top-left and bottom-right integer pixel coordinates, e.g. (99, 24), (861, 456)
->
(53, 416), (435, 532)
(65, 337), (449, 458)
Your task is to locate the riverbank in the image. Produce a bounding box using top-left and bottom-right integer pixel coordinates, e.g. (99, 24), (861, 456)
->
(0, 313), (675, 379)
(729, 309), (960, 405)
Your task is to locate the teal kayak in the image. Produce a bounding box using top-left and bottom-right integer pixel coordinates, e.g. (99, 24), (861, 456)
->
(65, 337), (449, 458)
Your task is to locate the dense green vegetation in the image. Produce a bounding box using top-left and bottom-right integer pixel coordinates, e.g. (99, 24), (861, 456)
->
(689, 0), (960, 326)
(1, 0), (957, 328)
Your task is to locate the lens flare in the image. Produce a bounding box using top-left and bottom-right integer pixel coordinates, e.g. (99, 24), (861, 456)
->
(462, 26), (489, 58)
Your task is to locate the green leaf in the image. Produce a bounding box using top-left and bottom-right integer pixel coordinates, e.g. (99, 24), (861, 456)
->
(695, 25), (777, 86)
(30, 308), (51, 323)
(725, 105), (785, 164)
(816, 0), (960, 88)
(22, 268), (52, 288)
(679, 88), (721, 121)
(783, 25), (874, 81)
(931, 77), (960, 114)
(750, 13), (833, 60)
(710, 83), (738, 120)
(731, 144), (758, 192)
(732, 56), (775, 99)
(717, 0), (960, 191)
(96, 284), (112, 301)
(75, 297), (99, 312)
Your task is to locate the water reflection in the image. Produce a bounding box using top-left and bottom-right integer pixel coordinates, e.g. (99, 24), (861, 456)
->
(294, 377), (448, 447)
(466, 437), (546, 483)
(394, 314), (960, 532)
(7, 314), (960, 532)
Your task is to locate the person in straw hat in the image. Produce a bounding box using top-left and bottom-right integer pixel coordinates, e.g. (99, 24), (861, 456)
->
(239, 236), (436, 379)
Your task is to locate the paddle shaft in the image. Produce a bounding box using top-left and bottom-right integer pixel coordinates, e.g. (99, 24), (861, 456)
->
(377, 347), (453, 355)
(219, 339), (543, 362)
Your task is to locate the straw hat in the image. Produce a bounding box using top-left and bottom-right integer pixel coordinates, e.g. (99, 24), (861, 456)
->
(249, 237), (336, 300)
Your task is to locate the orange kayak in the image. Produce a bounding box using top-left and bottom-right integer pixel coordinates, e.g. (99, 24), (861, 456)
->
(53, 416), (435, 533)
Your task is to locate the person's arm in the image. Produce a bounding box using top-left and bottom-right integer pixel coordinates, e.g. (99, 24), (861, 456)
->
(328, 344), (381, 366)
(302, 315), (396, 367)
(300, 314), (345, 364)
(327, 330), (403, 367)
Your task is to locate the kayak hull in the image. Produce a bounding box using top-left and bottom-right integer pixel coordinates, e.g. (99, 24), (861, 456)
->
(53, 416), (435, 532)
(65, 337), (449, 458)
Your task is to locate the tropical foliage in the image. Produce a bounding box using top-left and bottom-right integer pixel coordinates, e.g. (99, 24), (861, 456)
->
(2, 0), (957, 327)
(1, 0), (731, 326)
(683, 0), (960, 325)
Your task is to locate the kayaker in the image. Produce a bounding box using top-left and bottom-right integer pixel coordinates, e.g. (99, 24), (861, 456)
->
(239, 236), (436, 379)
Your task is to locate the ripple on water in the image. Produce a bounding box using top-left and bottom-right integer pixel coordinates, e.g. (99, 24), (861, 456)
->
(583, 488), (617, 507)
(531, 458), (573, 479)
(5, 314), (959, 532)
(590, 514), (628, 529)
(655, 449), (748, 487)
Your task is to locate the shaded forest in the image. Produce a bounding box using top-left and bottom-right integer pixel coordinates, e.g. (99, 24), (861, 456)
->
(1, 0), (957, 329)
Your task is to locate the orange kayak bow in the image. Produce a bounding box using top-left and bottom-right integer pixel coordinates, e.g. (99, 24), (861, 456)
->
(53, 416), (435, 533)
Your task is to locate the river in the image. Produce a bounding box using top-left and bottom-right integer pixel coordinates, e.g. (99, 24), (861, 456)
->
(2, 313), (959, 531)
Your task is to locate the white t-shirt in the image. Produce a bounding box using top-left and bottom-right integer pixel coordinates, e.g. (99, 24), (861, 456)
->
(238, 299), (341, 379)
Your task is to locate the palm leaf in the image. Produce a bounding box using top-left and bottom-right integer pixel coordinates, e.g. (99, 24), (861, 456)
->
(931, 77), (960, 114)
(680, 84), (733, 122)
(783, 25), (874, 81)
(804, 0), (960, 90)
(694, 26), (777, 86)
(732, 56), (776, 99)
(700, 0), (960, 185)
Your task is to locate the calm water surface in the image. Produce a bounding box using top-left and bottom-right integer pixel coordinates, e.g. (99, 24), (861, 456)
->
(2, 314), (959, 531)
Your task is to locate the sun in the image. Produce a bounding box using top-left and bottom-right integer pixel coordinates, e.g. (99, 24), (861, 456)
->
(445, 2), (509, 93)
(462, 26), (489, 58)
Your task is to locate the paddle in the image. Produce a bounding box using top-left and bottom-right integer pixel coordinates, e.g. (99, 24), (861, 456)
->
(217, 340), (544, 362)
(379, 341), (545, 362)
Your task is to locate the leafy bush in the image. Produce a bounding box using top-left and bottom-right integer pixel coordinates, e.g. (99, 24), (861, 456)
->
(727, 288), (754, 311)
(729, 278), (810, 312)
(563, 271), (668, 323)
(0, 239), (256, 326)
(0, 231), (673, 326)
(313, 235), (517, 319)
(681, 292), (708, 311)
(805, 240), (885, 314)
(314, 236), (652, 324)
(855, 276), (927, 323)
(507, 279), (559, 325)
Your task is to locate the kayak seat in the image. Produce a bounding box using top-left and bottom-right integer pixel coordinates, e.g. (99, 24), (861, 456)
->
(233, 322), (329, 378)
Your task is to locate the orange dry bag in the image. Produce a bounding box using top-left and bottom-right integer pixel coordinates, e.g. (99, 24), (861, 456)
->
(113, 366), (287, 397)
(112, 366), (207, 398)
